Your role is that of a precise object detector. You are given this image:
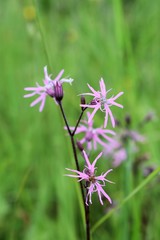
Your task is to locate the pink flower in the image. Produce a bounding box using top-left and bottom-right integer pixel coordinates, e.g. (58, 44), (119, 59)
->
(66, 151), (113, 205)
(80, 78), (124, 128)
(103, 129), (145, 167)
(24, 66), (73, 111)
(111, 146), (127, 167)
(69, 112), (115, 150)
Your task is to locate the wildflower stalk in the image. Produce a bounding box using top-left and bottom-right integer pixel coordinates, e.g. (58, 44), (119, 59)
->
(58, 101), (90, 240)
(86, 186), (90, 240)
(71, 108), (86, 136)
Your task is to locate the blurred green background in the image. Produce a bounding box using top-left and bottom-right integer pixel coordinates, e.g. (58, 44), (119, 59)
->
(0, 0), (160, 239)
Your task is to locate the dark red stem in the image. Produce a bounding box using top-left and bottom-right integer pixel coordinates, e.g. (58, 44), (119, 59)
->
(58, 101), (90, 240)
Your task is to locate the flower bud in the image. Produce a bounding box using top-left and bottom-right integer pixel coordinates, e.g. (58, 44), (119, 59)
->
(125, 114), (131, 127)
(143, 166), (155, 177)
(115, 118), (121, 127)
(76, 141), (84, 152)
(81, 96), (86, 105)
(80, 96), (86, 111)
(54, 82), (63, 102)
(143, 111), (155, 124)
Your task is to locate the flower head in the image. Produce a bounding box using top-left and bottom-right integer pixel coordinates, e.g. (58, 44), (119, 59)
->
(80, 78), (124, 128)
(66, 151), (113, 205)
(24, 66), (73, 111)
(103, 129), (145, 167)
(68, 112), (115, 150)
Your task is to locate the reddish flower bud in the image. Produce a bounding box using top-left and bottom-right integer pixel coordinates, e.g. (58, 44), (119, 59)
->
(125, 114), (131, 127)
(143, 166), (155, 177)
(76, 141), (84, 152)
(143, 111), (155, 124)
(81, 96), (86, 111)
(81, 96), (86, 105)
(54, 82), (63, 102)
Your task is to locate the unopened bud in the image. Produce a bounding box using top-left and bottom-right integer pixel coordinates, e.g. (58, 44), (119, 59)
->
(125, 114), (131, 127)
(143, 111), (155, 123)
(80, 96), (86, 111)
(115, 119), (121, 127)
(54, 82), (63, 102)
(143, 166), (155, 177)
(81, 95), (86, 104)
(76, 141), (84, 152)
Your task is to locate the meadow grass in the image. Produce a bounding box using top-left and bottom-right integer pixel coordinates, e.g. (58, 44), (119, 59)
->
(0, 0), (160, 239)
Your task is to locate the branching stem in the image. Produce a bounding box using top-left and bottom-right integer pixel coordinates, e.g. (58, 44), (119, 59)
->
(58, 101), (90, 240)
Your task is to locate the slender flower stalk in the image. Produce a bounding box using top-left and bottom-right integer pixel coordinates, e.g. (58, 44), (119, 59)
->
(85, 184), (90, 240)
(71, 105), (87, 136)
(80, 78), (124, 128)
(58, 102), (90, 239)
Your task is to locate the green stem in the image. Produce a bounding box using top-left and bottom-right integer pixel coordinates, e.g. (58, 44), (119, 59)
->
(59, 102), (90, 239)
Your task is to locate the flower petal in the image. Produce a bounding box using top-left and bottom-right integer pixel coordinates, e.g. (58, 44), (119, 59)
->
(24, 92), (37, 98)
(88, 105), (100, 123)
(87, 84), (99, 97)
(107, 106), (115, 128)
(30, 93), (46, 108)
(82, 150), (91, 169)
(111, 91), (124, 101)
(54, 69), (64, 82)
(96, 183), (112, 204)
(104, 110), (108, 128)
(99, 78), (106, 96)
(92, 152), (103, 169)
(39, 96), (46, 112)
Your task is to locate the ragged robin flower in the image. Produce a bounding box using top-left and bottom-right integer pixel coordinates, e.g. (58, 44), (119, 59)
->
(24, 66), (73, 111)
(80, 78), (124, 128)
(66, 151), (113, 205)
(103, 119), (146, 167)
(68, 112), (115, 150)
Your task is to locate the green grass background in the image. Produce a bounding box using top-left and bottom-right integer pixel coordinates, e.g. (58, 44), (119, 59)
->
(0, 0), (160, 239)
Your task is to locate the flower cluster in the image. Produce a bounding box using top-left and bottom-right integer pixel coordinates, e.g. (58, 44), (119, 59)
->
(24, 66), (124, 206)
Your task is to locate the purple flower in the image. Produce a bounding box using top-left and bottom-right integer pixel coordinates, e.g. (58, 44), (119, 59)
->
(69, 112), (115, 150)
(80, 78), (124, 128)
(108, 143), (127, 167)
(24, 66), (73, 111)
(103, 130), (145, 167)
(66, 151), (113, 205)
